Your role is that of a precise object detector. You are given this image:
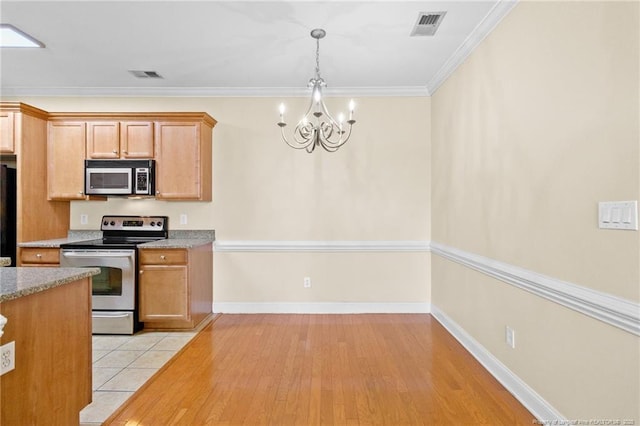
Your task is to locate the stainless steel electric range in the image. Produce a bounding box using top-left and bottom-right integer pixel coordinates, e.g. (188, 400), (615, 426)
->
(60, 215), (168, 335)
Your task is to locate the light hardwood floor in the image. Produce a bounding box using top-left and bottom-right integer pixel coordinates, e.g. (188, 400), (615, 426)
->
(105, 314), (535, 425)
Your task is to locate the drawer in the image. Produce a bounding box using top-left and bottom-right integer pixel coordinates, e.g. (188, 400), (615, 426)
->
(139, 249), (187, 265)
(20, 248), (60, 264)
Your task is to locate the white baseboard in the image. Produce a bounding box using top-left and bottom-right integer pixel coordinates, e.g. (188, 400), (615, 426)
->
(214, 302), (430, 314)
(431, 305), (565, 422)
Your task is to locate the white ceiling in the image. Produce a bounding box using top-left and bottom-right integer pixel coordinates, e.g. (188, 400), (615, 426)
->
(0, 1), (516, 97)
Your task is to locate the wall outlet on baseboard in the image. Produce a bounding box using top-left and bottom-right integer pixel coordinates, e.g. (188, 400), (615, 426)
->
(505, 326), (515, 349)
(80, 214), (88, 225)
(303, 277), (311, 288)
(180, 214), (188, 225)
(1, 341), (15, 375)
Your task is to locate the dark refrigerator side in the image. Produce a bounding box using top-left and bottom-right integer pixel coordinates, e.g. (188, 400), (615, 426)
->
(0, 164), (17, 266)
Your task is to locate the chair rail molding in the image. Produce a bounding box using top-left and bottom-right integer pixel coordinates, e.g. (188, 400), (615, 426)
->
(430, 241), (640, 336)
(214, 240), (430, 253)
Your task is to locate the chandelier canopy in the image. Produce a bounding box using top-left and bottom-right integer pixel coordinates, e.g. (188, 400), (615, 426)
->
(277, 28), (356, 153)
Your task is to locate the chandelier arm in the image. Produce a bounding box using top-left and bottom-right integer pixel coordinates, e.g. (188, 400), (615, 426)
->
(317, 99), (341, 129)
(318, 122), (353, 149)
(281, 126), (313, 150)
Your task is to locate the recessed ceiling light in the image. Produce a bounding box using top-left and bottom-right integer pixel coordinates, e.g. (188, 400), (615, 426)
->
(0, 24), (45, 48)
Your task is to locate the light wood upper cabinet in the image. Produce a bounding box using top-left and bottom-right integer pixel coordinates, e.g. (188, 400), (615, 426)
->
(155, 120), (213, 201)
(48, 121), (87, 200)
(47, 111), (215, 201)
(86, 121), (154, 159)
(0, 111), (16, 153)
(120, 121), (154, 158)
(86, 121), (119, 158)
(0, 102), (70, 247)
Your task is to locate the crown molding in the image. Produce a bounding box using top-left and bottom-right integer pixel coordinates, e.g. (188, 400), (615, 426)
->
(427, 0), (519, 95)
(0, 85), (429, 98)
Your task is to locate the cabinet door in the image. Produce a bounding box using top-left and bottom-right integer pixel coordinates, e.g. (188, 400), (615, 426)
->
(86, 121), (120, 159)
(120, 122), (154, 158)
(154, 122), (201, 200)
(0, 111), (15, 153)
(139, 265), (189, 322)
(48, 122), (86, 200)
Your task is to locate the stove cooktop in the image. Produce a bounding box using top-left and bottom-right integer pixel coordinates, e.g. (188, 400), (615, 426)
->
(61, 215), (169, 250)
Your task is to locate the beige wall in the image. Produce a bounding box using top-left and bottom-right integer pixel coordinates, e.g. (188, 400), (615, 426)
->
(431, 0), (639, 421)
(10, 96), (431, 307)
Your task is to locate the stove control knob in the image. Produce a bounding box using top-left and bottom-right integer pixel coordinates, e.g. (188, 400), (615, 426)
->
(110, 221), (115, 226)
(103, 221), (108, 226)
(157, 221), (162, 227)
(150, 221), (156, 226)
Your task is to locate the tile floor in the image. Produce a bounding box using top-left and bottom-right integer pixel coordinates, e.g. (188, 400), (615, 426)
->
(79, 331), (197, 425)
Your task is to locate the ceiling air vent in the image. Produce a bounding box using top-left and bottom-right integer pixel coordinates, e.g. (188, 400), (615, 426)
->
(410, 11), (447, 37)
(128, 70), (163, 79)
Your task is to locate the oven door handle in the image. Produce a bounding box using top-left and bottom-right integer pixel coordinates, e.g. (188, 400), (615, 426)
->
(92, 313), (131, 319)
(62, 251), (134, 258)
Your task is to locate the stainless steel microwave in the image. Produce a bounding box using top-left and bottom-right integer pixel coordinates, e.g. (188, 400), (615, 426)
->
(85, 159), (155, 196)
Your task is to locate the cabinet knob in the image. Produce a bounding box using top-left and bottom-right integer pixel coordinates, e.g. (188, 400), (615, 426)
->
(123, 151), (128, 155)
(156, 191), (160, 195)
(78, 191), (84, 195)
(112, 150), (118, 154)
(139, 270), (144, 274)
(36, 253), (42, 258)
(160, 255), (166, 260)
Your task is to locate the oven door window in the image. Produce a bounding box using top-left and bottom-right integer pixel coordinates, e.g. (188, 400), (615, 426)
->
(92, 266), (124, 296)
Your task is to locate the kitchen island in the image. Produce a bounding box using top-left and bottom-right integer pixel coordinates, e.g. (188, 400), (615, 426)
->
(0, 267), (99, 425)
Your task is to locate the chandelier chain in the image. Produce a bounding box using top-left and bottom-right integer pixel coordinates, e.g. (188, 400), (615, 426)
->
(315, 37), (321, 80)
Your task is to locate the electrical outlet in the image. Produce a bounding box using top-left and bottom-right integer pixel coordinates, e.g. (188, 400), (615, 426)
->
(1, 341), (15, 375)
(303, 277), (311, 288)
(180, 214), (188, 225)
(80, 214), (88, 225)
(505, 326), (515, 349)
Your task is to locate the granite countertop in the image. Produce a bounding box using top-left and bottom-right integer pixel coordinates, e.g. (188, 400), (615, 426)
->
(18, 230), (215, 249)
(18, 237), (96, 248)
(139, 238), (214, 249)
(0, 267), (100, 302)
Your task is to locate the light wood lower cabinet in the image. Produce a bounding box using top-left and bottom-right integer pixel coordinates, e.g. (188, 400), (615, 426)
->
(0, 277), (92, 425)
(18, 247), (60, 267)
(139, 244), (212, 329)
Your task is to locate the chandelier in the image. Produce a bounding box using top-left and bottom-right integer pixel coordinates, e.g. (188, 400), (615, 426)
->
(277, 28), (356, 153)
